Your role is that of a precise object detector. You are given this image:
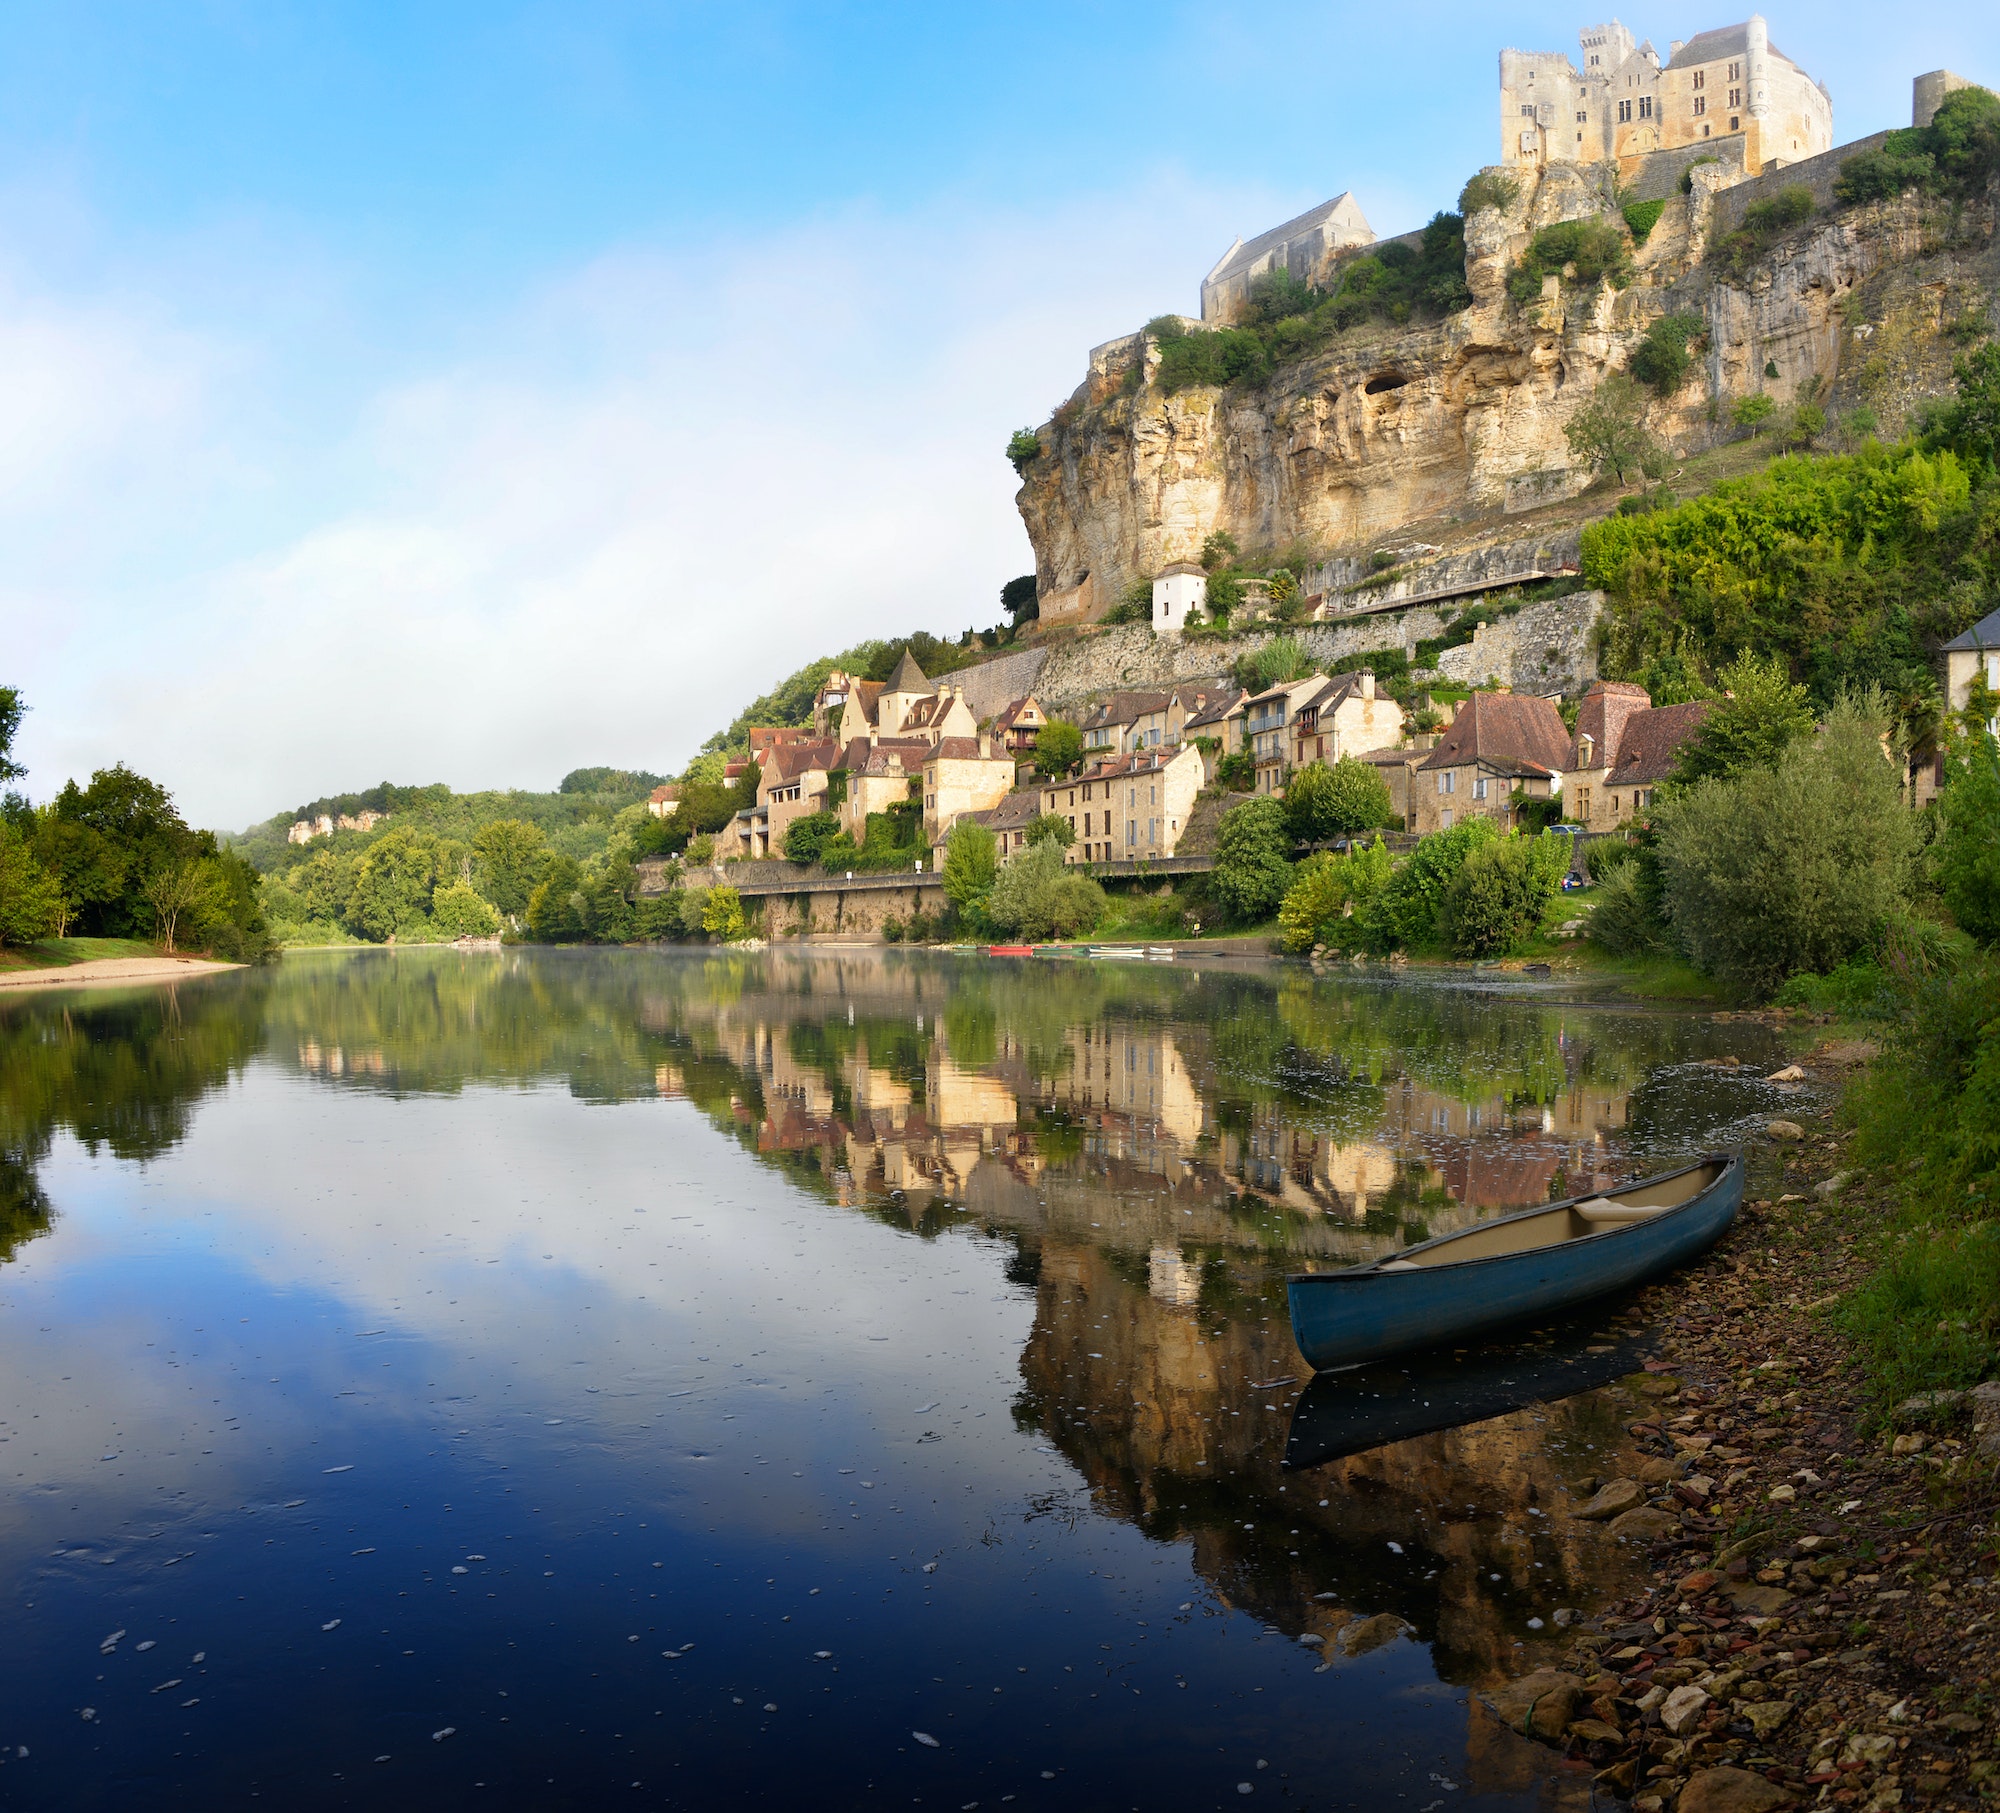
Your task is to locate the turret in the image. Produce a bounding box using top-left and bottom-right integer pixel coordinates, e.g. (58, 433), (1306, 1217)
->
(1745, 14), (1771, 119)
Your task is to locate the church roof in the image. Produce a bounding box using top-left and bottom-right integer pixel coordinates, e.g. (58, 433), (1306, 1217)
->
(1666, 24), (1797, 71)
(884, 649), (930, 693)
(1205, 193), (1373, 288)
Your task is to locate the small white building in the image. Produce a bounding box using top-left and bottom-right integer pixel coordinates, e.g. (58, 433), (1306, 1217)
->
(1152, 563), (1207, 640)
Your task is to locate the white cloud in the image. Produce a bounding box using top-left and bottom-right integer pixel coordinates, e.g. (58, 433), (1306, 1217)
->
(5, 170), (1291, 828)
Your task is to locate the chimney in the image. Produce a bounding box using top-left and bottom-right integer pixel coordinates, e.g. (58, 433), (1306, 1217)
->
(1669, 39), (1683, 57)
(1360, 669), (1375, 700)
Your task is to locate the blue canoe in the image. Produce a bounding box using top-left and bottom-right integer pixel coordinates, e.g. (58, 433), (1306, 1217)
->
(1285, 1153), (1744, 1372)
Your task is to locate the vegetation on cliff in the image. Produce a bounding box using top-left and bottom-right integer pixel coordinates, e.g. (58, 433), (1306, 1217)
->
(1835, 85), (2000, 207)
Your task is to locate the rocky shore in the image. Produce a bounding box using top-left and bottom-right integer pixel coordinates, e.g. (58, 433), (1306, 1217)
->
(1481, 1047), (1999, 1812)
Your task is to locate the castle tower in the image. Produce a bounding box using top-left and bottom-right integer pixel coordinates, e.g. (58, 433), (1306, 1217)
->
(1744, 13), (1772, 168)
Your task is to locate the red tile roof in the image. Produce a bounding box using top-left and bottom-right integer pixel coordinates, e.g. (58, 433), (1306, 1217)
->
(1605, 700), (1712, 787)
(1416, 691), (1571, 776)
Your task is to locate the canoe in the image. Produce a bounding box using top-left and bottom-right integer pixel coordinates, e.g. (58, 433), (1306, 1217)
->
(987, 945), (1036, 956)
(1285, 1153), (1743, 1372)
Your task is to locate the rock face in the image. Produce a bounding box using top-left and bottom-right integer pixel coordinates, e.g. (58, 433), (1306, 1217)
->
(1016, 162), (1991, 612)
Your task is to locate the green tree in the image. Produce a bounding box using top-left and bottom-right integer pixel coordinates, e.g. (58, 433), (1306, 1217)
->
(1627, 311), (1704, 397)
(471, 818), (551, 916)
(1670, 652), (1813, 785)
(1564, 374), (1659, 485)
(1024, 813), (1075, 851)
(346, 827), (439, 941)
(0, 821), (59, 946)
(1731, 392), (1776, 436)
(1437, 833), (1569, 958)
(525, 856), (585, 942)
(1211, 797), (1293, 921)
(1921, 343), (2000, 476)
(1277, 838), (1394, 953)
(941, 821), (998, 917)
(143, 859), (225, 953)
(0, 686), (24, 790)
(1006, 429), (1042, 473)
(430, 883), (501, 939)
(1001, 575), (1038, 623)
(1656, 696), (1914, 994)
(1381, 818), (1500, 948)
(1934, 732), (2000, 945)
(1285, 757), (1393, 843)
(50, 764), (199, 937)
(988, 842), (1106, 941)
(1034, 720), (1083, 778)
(30, 812), (123, 936)
(1200, 531), (1240, 571)
(701, 884), (747, 942)
(784, 811), (841, 866)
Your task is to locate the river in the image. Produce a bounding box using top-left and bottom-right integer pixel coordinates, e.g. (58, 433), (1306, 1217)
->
(0, 946), (1801, 1810)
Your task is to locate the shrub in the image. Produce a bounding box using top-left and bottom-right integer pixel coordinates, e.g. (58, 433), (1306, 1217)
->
(1655, 696), (1915, 995)
(1564, 373), (1661, 485)
(989, 842), (1106, 941)
(941, 821), (997, 916)
(1200, 530), (1239, 570)
(1285, 757), (1393, 843)
(1214, 750), (1257, 793)
(1669, 652), (1811, 785)
(1628, 310), (1704, 397)
(1153, 322), (1273, 395)
(1933, 731), (2000, 944)
(1203, 569), (1245, 620)
(1210, 797), (1293, 922)
(1006, 429), (1042, 472)
(1277, 837), (1394, 954)
(1236, 635), (1315, 695)
(430, 882), (501, 939)
(701, 884), (747, 942)
(1710, 185), (1815, 280)
(784, 811), (841, 865)
(1508, 217), (1632, 305)
(1582, 837), (1633, 882)
(1381, 818), (1499, 949)
(1034, 719), (1083, 778)
(1584, 859), (1671, 955)
(1437, 833), (1569, 958)
(1835, 87), (2000, 207)
(1919, 343), (2000, 476)
(1621, 198), (1668, 245)
(1841, 1222), (2000, 1415)
(1025, 813), (1075, 850)
(1001, 574), (1038, 622)
(1459, 171), (1520, 216)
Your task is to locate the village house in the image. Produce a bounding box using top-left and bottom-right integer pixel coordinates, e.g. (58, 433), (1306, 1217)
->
(1034, 743), (1205, 866)
(969, 788), (1044, 856)
(1945, 606), (2000, 736)
(727, 738), (842, 859)
(1562, 680), (1712, 832)
(1412, 691), (1572, 835)
(1182, 686), (1248, 782)
(812, 651), (978, 748)
(1356, 746), (1428, 830)
(836, 738), (933, 842)
(747, 726), (817, 762)
(922, 735), (1018, 842)
(1286, 670), (1405, 773)
(1243, 676), (1329, 795)
(1151, 563), (1207, 638)
(645, 784), (682, 820)
(989, 695), (1048, 758)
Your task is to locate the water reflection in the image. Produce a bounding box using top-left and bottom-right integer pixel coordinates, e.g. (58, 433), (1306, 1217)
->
(0, 950), (1794, 1809)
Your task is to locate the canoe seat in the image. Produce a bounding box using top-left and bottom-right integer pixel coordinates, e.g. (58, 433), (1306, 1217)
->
(1574, 1198), (1668, 1226)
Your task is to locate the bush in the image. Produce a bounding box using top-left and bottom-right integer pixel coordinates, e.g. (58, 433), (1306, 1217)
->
(1153, 322), (1273, 395)
(1210, 797), (1293, 922)
(1841, 1222), (2000, 1415)
(988, 842), (1106, 941)
(1381, 818), (1498, 949)
(1628, 311), (1703, 397)
(1933, 731), (2000, 944)
(1584, 859), (1671, 955)
(1236, 635), (1315, 696)
(1835, 87), (2000, 207)
(1437, 832), (1569, 958)
(1285, 757), (1394, 843)
(1458, 171), (1519, 216)
(1024, 813), (1074, 851)
(430, 882), (501, 939)
(1203, 569), (1245, 621)
(1199, 531), (1239, 571)
(1006, 429), (1042, 472)
(1920, 343), (2000, 477)
(1582, 837), (1633, 882)
(1710, 185), (1815, 280)
(1670, 652), (1811, 785)
(1621, 198), (1668, 245)
(1655, 696), (1915, 995)
(1034, 720), (1083, 778)
(701, 885), (747, 942)
(1508, 217), (1632, 305)
(784, 811), (841, 866)
(1214, 750), (1256, 793)
(1277, 838), (1395, 954)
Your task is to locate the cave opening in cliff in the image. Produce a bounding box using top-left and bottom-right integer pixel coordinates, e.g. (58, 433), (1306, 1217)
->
(1364, 372), (1412, 395)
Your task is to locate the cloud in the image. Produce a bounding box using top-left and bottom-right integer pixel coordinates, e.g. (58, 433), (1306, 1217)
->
(6, 169), (1289, 828)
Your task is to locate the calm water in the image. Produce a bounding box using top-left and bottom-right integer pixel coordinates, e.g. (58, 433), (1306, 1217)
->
(0, 949), (1800, 1811)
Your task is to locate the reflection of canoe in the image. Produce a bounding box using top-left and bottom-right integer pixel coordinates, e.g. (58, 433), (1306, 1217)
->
(1282, 1323), (1658, 1469)
(1285, 1154), (1742, 1372)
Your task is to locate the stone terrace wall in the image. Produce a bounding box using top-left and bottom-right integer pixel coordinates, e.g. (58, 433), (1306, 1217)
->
(1710, 131), (1891, 235)
(952, 645), (1050, 720)
(1434, 591), (1605, 695)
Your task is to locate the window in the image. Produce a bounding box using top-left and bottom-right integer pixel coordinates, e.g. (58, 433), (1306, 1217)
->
(1126, 821), (1136, 847)
(1693, 70), (1705, 90)
(1574, 786), (1591, 820)
(1731, 116), (1740, 131)
(1639, 95), (1653, 118)
(1694, 94), (1705, 116)
(1521, 103), (1535, 117)
(1576, 110), (1588, 124)
(1618, 98), (1631, 122)
(1440, 809), (1454, 830)
(1473, 776), (1488, 801)
(1729, 87), (1741, 108)
(1728, 61), (1741, 79)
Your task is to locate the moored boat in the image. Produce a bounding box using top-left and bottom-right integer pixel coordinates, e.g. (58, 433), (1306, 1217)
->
(1285, 1154), (1743, 1372)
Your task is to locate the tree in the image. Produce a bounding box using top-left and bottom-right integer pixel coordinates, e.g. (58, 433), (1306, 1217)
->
(1670, 652), (1813, 786)
(1921, 343), (2000, 476)
(1381, 818), (1500, 948)
(1285, 757), (1393, 843)
(1731, 393), (1776, 436)
(0, 686), (24, 789)
(1437, 833), (1569, 958)
(346, 827), (439, 941)
(1627, 312), (1704, 398)
(526, 856), (585, 942)
(1200, 531), (1240, 571)
(1277, 838), (1394, 953)
(1656, 696), (1914, 995)
(1006, 429), (1042, 473)
(784, 811), (841, 866)
(988, 842), (1106, 941)
(30, 812), (123, 935)
(143, 859), (224, 954)
(1565, 374), (1659, 485)
(1211, 797), (1293, 921)
(941, 821), (998, 916)
(1024, 813), (1075, 851)
(0, 822), (59, 946)
(700, 884), (747, 942)
(1034, 720), (1083, 778)
(1001, 575), (1039, 624)
(1934, 733), (2000, 946)
(430, 883), (501, 939)
(471, 818), (550, 916)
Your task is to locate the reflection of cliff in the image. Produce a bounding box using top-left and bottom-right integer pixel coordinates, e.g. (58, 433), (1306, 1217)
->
(1015, 1240), (1649, 1689)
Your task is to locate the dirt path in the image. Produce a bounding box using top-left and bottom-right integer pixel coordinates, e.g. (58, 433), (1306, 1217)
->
(0, 956), (241, 993)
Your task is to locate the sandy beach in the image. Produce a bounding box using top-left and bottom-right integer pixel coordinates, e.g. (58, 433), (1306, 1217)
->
(0, 956), (242, 993)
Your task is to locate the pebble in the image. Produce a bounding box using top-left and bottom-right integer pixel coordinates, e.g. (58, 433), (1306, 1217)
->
(912, 1731), (939, 1748)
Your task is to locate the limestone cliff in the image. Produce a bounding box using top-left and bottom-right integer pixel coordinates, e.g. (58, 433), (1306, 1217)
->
(1018, 153), (1998, 617)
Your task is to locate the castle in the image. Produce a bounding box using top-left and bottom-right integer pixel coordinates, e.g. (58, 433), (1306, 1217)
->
(1500, 16), (1833, 183)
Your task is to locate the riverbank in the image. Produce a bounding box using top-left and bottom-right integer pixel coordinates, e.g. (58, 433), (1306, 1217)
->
(0, 954), (241, 992)
(1484, 1039), (1999, 1812)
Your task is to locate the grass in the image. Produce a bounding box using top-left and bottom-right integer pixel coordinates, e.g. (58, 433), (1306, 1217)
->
(0, 936), (163, 974)
(1841, 1219), (2000, 1424)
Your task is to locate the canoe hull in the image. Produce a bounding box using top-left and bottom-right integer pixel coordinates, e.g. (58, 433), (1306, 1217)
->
(1285, 1154), (1743, 1372)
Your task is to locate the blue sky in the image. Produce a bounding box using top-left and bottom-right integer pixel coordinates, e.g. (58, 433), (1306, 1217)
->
(3, 2), (1995, 826)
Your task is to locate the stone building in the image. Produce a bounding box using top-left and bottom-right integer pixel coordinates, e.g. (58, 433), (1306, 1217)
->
(922, 736), (1018, 843)
(1561, 680), (1712, 832)
(1500, 16), (1832, 181)
(1151, 563), (1207, 639)
(1200, 193), (1375, 325)
(1944, 607), (2000, 736)
(1033, 743), (1205, 866)
(1286, 671), (1406, 774)
(812, 651), (978, 748)
(1412, 691), (1572, 835)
